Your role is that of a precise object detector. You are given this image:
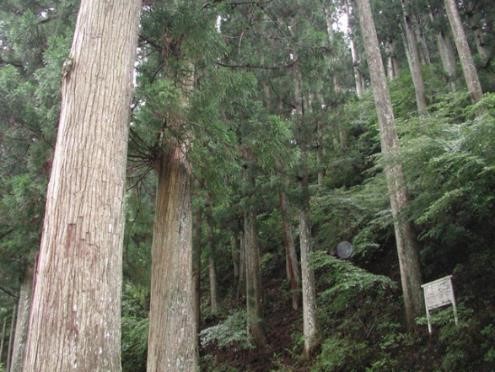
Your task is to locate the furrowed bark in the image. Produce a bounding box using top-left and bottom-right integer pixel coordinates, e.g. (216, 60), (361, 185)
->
(23, 1), (141, 370)
(147, 63), (199, 371)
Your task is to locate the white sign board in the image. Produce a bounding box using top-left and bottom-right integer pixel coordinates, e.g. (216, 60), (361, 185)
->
(421, 275), (458, 334)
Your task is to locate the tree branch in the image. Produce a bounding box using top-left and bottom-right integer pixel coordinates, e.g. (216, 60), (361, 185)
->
(215, 59), (296, 70)
(0, 286), (18, 299)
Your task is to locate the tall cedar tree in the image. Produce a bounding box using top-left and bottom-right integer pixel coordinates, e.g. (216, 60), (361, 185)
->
(23, 1), (141, 370)
(146, 62), (199, 371)
(355, 0), (423, 329)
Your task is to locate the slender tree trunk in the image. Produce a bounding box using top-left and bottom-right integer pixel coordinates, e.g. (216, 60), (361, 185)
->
(0, 316), (6, 363)
(346, 1), (365, 96)
(244, 210), (267, 348)
(428, 5), (457, 89)
(10, 267), (33, 372)
(231, 235), (240, 282)
(208, 253), (219, 315)
(6, 305), (16, 372)
(323, 7), (344, 95)
(316, 92), (326, 183)
(401, 0), (428, 114)
(444, 0), (483, 102)
(292, 61), (320, 356)
(386, 42), (395, 80)
(413, 14), (432, 65)
(206, 198), (219, 315)
(467, 13), (491, 65)
(279, 191), (300, 310)
(147, 63), (198, 371)
(23, 1), (141, 370)
(356, 0), (423, 330)
(435, 33), (457, 90)
(236, 230), (246, 299)
(299, 206), (319, 357)
(392, 55), (401, 78)
(386, 41), (400, 80)
(316, 123), (324, 186)
(192, 207), (202, 341)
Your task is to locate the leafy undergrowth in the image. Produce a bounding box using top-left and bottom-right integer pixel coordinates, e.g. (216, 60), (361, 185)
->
(200, 276), (309, 372)
(201, 250), (495, 371)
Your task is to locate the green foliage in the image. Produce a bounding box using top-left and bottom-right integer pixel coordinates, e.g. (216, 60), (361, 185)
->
(311, 252), (406, 370)
(122, 284), (149, 372)
(200, 311), (253, 351)
(428, 306), (495, 371)
(313, 337), (370, 372)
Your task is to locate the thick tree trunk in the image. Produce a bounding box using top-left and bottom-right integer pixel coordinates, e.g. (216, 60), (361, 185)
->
(356, 0), (423, 330)
(279, 191), (300, 310)
(6, 305), (15, 372)
(244, 210), (267, 348)
(10, 267), (33, 372)
(147, 60), (198, 370)
(147, 147), (199, 371)
(401, 0), (428, 114)
(23, 1), (141, 370)
(299, 208), (319, 357)
(444, 0), (483, 102)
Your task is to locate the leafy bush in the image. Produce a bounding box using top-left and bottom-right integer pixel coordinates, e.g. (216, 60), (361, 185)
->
(200, 311), (254, 351)
(311, 252), (406, 370)
(313, 337), (370, 371)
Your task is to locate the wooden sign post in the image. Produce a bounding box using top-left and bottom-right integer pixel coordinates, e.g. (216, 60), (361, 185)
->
(421, 275), (458, 334)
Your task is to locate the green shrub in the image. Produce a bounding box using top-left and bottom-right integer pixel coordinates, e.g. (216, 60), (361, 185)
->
(200, 310), (254, 351)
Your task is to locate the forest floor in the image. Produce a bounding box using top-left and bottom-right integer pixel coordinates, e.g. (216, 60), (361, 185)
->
(204, 276), (312, 371)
